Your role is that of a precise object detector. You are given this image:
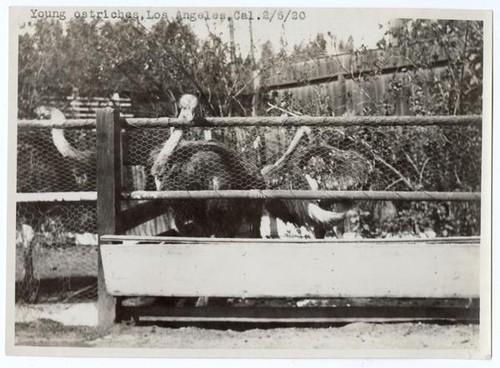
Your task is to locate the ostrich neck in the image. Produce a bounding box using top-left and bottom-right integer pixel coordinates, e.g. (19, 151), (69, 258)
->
(151, 129), (184, 180)
(49, 107), (66, 123)
(49, 108), (82, 159)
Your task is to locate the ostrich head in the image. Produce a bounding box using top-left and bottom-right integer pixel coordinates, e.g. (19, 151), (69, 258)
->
(177, 94), (200, 121)
(34, 105), (66, 123)
(34, 105), (52, 120)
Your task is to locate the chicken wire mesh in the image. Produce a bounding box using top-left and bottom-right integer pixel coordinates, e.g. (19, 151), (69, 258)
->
(124, 124), (481, 191)
(124, 122), (481, 238)
(17, 123), (482, 195)
(17, 128), (97, 193)
(16, 124), (98, 312)
(15, 116), (482, 308)
(15, 202), (97, 307)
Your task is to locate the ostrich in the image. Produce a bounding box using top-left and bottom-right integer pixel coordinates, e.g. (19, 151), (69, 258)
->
(33, 106), (96, 191)
(150, 95), (266, 238)
(262, 148), (368, 238)
(260, 123), (369, 239)
(151, 95), (363, 240)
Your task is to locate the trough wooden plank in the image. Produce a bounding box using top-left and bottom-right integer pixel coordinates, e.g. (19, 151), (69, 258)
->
(101, 239), (479, 299)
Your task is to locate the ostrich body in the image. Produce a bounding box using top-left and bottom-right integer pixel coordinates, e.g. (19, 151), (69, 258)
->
(263, 144), (370, 238)
(151, 95), (266, 238)
(155, 140), (266, 238)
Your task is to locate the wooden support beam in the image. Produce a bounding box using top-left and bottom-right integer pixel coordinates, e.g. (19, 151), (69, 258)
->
(117, 303), (480, 325)
(96, 108), (122, 328)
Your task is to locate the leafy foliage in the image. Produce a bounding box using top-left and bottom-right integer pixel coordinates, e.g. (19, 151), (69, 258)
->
(378, 19), (483, 116)
(18, 18), (255, 118)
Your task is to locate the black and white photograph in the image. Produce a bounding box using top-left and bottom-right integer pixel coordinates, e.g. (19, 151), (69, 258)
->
(4, 4), (493, 359)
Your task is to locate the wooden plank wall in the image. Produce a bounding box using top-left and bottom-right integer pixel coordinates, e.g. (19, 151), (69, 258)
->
(264, 50), (448, 116)
(46, 95), (135, 119)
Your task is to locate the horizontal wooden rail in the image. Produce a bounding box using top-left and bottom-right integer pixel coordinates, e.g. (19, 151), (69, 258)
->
(14, 190), (481, 203)
(117, 297), (480, 324)
(17, 118), (97, 129)
(120, 306), (479, 325)
(18, 115), (482, 129)
(101, 234), (480, 245)
(123, 190), (481, 202)
(132, 316), (477, 324)
(16, 192), (97, 202)
(123, 115), (483, 128)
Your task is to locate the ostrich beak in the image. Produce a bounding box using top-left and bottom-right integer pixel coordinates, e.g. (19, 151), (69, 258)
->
(177, 94), (199, 122)
(34, 106), (51, 120)
(178, 108), (195, 122)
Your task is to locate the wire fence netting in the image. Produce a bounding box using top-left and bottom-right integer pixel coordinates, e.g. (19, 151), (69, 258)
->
(15, 120), (482, 307)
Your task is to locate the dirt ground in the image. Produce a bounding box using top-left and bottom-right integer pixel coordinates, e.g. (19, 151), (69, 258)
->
(15, 319), (478, 350)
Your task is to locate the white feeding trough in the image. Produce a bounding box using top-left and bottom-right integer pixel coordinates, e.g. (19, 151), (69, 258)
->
(100, 235), (480, 299)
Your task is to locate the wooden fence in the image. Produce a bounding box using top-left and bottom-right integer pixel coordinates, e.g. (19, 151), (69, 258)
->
(45, 95), (135, 119)
(16, 107), (482, 328)
(262, 50), (449, 116)
(88, 108), (480, 327)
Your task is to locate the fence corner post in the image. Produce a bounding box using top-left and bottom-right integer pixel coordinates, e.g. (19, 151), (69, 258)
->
(96, 107), (122, 328)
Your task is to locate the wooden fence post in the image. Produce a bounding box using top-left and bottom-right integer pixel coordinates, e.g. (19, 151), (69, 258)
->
(96, 107), (122, 328)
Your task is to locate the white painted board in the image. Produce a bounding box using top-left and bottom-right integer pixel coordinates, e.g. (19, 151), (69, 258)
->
(100, 239), (480, 298)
